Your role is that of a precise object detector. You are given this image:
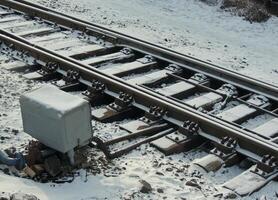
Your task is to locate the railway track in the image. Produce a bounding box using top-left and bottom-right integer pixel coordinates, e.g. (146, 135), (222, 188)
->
(0, 0), (277, 197)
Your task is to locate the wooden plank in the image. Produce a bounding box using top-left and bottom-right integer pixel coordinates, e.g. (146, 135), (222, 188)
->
(101, 60), (156, 76)
(253, 118), (278, 138)
(223, 166), (270, 196)
(0, 16), (22, 23)
(29, 32), (66, 43)
(1, 60), (29, 71)
(39, 38), (83, 50)
(156, 81), (195, 97)
(17, 27), (57, 38)
(127, 70), (171, 85)
(81, 52), (132, 66)
(216, 104), (256, 123)
(120, 119), (153, 133)
(0, 10), (12, 15)
(185, 92), (223, 109)
(0, 20), (35, 29)
(57, 44), (105, 57)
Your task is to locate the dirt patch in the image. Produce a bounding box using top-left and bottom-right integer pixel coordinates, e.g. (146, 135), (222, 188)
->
(220, 0), (271, 22)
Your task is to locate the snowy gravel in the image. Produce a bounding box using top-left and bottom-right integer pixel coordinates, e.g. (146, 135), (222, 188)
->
(0, 0), (278, 199)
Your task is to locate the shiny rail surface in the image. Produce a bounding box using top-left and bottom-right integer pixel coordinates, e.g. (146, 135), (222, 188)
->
(0, 0), (277, 196)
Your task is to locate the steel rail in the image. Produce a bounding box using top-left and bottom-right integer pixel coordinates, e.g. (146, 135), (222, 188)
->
(1, 0), (278, 102)
(0, 32), (277, 162)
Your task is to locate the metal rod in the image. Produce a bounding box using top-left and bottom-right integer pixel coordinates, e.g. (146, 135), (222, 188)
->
(109, 128), (175, 158)
(104, 123), (169, 145)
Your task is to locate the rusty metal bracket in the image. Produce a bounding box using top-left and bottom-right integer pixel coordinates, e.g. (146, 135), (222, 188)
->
(252, 154), (278, 179)
(51, 69), (81, 91)
(190, 73), (208, 83)
(165, 64), (182, 73)
(142, 106), (166, 123)
(38, 62), (58, 75)
(178, 120), (200, 137)
(63, 69), (80, 84)
(108, 92), (133, 112)
(82, 79), (106, 99)
(120, 47), (133, 55)
(137, 55), (155, 64)
(211, 136), (240, 167)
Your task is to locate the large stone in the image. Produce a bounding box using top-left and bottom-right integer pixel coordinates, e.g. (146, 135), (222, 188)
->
(139, 180), (152, 193)
(20, 85), (92, 153)
(11, 192), (38, 200)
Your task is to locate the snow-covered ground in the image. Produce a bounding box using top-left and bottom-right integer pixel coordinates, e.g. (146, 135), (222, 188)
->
(0, 0), (278, 199)
(31, 0), (278, 86)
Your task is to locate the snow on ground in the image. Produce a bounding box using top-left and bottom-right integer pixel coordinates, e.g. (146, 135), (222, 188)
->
(0, 0), (278, 199)
(30, 0), (278, 86)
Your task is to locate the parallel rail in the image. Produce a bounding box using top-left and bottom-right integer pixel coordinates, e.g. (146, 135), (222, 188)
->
(1, 0), (278, 101)
(0, 1), (277, 194)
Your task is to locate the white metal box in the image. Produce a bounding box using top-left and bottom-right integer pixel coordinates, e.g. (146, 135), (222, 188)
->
(20, 85), (92, 153)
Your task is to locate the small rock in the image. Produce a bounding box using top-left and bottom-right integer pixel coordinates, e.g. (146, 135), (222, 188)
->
(155, 171), (164, 176)
(214, 193), (223, 198)
(165, 167), (173, 172)
(11, 192), (39, 200)
(224, 192), (237, 199)
(11, 129), (19, 134)
(139, 180), (152, 193)
(157, 188), (164, 193)
(185, 179), (201, 190)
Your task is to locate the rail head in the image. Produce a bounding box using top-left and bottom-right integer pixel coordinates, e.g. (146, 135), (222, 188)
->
(0, 0), (277, 102)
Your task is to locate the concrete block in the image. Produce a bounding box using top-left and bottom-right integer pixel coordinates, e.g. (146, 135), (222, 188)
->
(20, 85), (92, 153)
